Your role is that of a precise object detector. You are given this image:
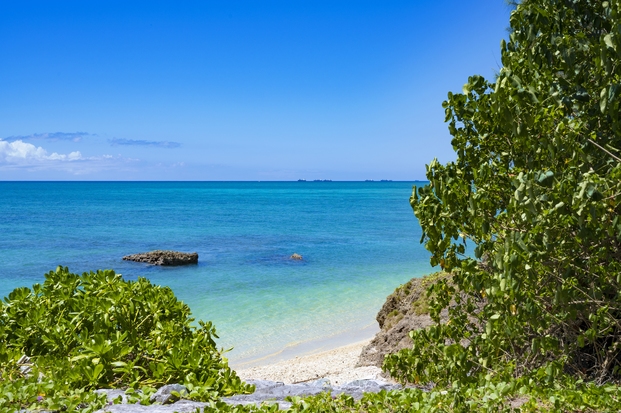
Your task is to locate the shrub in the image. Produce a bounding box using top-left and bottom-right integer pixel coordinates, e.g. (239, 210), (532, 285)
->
(385, 0), (621, 389)
(0, 266), (252, 412)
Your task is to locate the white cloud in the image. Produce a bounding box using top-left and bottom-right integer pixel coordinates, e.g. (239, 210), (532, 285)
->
(0, 139), (145, 177)
(0, 140), (83, 163)
(6, 132), (94, 142)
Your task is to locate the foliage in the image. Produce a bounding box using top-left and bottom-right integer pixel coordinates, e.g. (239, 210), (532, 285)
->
(199, 377), (621, 412)
(0, 266), (252, 412)
(409, 271), (452, 316)
(385, 0), (621, 391)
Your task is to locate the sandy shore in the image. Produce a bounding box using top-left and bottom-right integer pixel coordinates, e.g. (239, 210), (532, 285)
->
(234, 339), (390, 386)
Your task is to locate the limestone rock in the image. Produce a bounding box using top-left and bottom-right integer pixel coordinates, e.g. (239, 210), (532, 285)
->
(358, 273), (451, 368)
(95, 389), (130, 404)
(123, 250), (198, 266)
(94, 379), (401, 412)
(97, 399), (206, 412)
(221, 379), (401, 407)
(290, 253), (303, 260)
(149, 384), (188, 404)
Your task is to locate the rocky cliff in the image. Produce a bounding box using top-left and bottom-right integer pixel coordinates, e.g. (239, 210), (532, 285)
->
(357, 272), (450, 368)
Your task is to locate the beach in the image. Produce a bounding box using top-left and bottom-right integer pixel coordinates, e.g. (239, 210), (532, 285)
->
(235, 339), (391, 386)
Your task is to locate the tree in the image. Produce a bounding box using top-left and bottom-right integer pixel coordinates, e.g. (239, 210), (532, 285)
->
(385, 0), (621, 386)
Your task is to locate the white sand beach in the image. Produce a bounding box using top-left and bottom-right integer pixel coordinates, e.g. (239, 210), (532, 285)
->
(235, 339), (390, 386)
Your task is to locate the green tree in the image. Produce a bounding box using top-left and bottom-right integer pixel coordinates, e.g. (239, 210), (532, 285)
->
(386, 0), (621, 386)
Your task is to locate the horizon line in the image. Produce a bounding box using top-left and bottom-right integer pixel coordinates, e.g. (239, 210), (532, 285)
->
(0, 179), (430, 183)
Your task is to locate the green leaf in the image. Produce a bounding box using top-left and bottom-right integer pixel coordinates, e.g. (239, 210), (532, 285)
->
(111, 361), (127, 367)
(601, 87), (608, 113)
(604, 34), (615, 50)
(93, 363), (104, 378)
(537, 170), (554, 187)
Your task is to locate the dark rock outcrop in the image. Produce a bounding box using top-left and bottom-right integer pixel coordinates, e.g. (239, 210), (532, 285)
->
(357, 272), (451, 368)
(122, 250), (198, 266)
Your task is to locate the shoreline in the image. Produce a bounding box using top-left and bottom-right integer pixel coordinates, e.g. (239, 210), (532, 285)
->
(234, 337), (391, 386)
(230, 323), (379, 369)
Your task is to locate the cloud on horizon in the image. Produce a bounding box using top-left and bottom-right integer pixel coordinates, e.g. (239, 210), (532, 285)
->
(0, 138), (186, 177)
(6, 132), (95, 142)
(0, 139), (137, 176)
(108, 138), (181, 148)
(0, 140), (83, 163)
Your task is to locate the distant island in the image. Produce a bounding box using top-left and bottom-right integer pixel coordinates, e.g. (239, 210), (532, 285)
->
(294, 179), (394, 182)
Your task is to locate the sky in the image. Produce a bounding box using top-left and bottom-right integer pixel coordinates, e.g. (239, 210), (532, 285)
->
(0, 1), (513, 181)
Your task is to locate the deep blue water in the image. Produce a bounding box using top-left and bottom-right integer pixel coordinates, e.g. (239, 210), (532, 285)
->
(0, 181), (433, 363)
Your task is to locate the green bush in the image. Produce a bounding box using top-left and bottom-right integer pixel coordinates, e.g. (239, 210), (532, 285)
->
(386, 0), (621, 391)
(205, 380), (621, 412)
(0, 266), (252, 412)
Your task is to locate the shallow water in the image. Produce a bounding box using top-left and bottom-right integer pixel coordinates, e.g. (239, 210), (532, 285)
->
(0, 181), (433, 362)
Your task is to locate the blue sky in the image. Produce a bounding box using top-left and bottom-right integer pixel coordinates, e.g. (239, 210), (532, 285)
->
(0, 1), (512, 180)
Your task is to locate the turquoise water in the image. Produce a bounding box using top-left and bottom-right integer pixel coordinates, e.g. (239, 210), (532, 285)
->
(0, 181), (433, 363)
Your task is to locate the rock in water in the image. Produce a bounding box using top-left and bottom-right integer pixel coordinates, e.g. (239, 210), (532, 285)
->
(290, 253), (303, 260)
(122, 250), (198, 266)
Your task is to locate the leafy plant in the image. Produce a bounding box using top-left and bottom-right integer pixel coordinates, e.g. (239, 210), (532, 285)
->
(202, 381), (621, 412)
(0, 266), (252, 411)
(385, 0), (621, 390)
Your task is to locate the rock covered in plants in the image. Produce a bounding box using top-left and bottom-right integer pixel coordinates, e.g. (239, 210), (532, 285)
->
(357, 272), (450, 368)
(222, 379), (401, 409)
(122, 250), (198, 266)
(149, 384), (188, 404)
(94, 379), (402, 412)
(96, 399), (206, 412)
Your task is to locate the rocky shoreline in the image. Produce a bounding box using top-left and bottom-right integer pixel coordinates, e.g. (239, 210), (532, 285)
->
(358, 273), (447, 367)
(96, 378), (402, 412)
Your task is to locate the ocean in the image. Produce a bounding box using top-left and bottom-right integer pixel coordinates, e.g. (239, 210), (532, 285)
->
(0, 181), (433, 365)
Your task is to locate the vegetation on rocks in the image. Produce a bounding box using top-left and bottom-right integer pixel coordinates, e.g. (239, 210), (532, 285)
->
(358, 272), (451, 369)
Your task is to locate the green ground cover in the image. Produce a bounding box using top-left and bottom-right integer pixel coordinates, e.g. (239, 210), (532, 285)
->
(0, 267), (252, 412)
